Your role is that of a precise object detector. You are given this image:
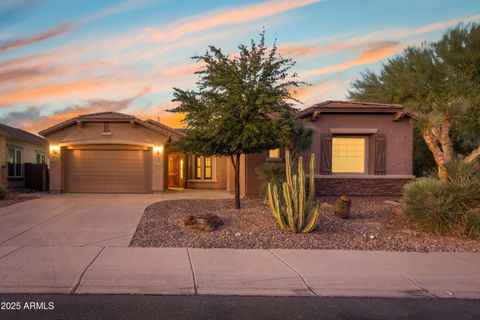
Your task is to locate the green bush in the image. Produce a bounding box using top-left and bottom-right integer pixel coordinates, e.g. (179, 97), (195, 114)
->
(255, 162), (286, 199)
(0, 185), (9, 200)
(403, 159), (480, 239)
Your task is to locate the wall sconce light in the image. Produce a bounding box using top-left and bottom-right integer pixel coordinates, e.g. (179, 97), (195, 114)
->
(153, 145), (164, 156)
(50, 145), (60, 155)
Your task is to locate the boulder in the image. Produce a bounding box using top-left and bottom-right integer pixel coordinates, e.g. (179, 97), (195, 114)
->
(183, 213), (223, 232)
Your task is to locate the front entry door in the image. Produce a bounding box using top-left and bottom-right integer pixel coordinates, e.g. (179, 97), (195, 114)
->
(168, 155), (184, 188)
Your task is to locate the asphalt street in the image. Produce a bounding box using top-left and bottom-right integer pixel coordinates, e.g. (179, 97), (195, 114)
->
(1, 294), (479, 320)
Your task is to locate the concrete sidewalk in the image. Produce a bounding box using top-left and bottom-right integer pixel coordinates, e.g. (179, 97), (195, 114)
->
(0, 247), (478, 299)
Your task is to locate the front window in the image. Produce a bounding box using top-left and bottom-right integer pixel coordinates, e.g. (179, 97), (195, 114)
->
(204, 157), (212, 179)
(195, 156), (202, 179)
(332, 137), (366, 173)
(8, 147), (23, 177)
(36, 153), (47, 164)
(268, 148), (280, 158)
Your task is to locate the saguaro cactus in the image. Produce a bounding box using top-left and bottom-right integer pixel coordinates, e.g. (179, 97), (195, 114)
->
(267, 150), (320, 233)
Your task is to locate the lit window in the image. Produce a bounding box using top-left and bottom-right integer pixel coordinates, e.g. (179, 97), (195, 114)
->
(8, 147), (22, 177)
(332, 137), (366, 173)
(179, 159), (184, 179)
(195, 156), (202, 179)
(204, 157), (212, 179)
(269, 148), (280, 158)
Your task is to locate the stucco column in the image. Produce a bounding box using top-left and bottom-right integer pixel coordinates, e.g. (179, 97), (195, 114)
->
(0, 135), (6, 186)
(49, 146), (63, 193)
(152, 147), (164, 193)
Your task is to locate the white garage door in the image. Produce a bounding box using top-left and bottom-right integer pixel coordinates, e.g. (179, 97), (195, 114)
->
(65, 148), (149, 193)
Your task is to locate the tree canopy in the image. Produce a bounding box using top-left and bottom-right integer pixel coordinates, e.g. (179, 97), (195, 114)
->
(169, 31), (305, 208)
(349, 23), (480, 175)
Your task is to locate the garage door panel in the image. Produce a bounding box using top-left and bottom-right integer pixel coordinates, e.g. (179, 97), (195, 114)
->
(65, 148), (149, 193)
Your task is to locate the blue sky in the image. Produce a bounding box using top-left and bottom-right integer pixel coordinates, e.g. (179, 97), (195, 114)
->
(0, 0), (479, 131)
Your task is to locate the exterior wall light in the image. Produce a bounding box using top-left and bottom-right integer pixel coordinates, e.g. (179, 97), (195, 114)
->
(50, 145), (60, 155)
(153, 145), (164, 155)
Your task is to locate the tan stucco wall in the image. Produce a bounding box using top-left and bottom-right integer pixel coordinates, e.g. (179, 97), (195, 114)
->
(2, 136), (48, 188)
(44, 121), (169, 193)
(298, 113), (413, 176)
(187, 156), (228, 189)
(241, 114), (414, 196)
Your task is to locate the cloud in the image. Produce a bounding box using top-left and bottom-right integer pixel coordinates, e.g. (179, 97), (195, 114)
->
(291, 79), (350, 106)
(0, 23), (74, 53)
(0, 87), (149, 132)
(149, 0), (321, 42)
(302, 42), (403, 77)
(280, 14), (480, 60)
(0, 0), (154, 53)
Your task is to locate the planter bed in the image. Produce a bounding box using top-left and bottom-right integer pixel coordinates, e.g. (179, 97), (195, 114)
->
(130, 197), (479, 252)
(0, 193), (38, 208)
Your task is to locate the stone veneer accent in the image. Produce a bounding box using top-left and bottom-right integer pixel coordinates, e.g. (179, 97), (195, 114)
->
(314, 177), (415, 196)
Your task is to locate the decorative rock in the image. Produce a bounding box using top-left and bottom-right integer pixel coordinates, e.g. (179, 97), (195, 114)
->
(383, 200), (402, 206)
(183, 213), (223, 232)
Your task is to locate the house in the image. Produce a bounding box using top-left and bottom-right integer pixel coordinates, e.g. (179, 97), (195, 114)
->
(39, 101), (414, 195)
(0, 123), (49, 188)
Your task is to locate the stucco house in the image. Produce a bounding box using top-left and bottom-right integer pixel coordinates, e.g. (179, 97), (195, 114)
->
(0, 123), (49, 188)
(39, 101), (414, 195)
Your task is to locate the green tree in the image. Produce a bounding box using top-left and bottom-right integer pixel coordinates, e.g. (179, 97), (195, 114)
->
(169, 32), (304, 209)
(349, 23), (480, 176)
(287, 120), (315, 161)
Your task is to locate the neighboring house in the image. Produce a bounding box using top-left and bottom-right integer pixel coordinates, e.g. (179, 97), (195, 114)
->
(0, 123), (49, 188)
(40, 101), (414, 195)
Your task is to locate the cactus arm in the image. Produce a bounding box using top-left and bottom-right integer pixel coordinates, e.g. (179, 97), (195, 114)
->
(282, 182), (295, 231)
(285, 150), (292, 188)
(301, 201), (320, 233)
(298, 157), (305, 231)
(309, 153), (316, 202)
(292, 174), (299, 227)
(267, 183), (286, 230)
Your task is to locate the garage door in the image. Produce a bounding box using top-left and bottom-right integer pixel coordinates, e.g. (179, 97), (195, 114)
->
(65, 148), (150, 193)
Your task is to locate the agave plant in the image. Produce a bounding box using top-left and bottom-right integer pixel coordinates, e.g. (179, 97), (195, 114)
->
(267, 150), (320, 233)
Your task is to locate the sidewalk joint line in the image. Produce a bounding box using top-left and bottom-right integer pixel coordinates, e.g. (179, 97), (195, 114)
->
(268, 250), (318, 296)
(71, 247), (105, 294)
(80, 234), (132, 247)
(186, 248), (198, 295)
(0, 204), (82, 246)
(0, 246), (23, 260)
(360, 253), (439, 298)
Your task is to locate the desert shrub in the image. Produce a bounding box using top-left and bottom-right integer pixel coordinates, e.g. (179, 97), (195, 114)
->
(255, 162), (286, 199)
(0, 185), (9, 200)
(404, 159), (480, 239)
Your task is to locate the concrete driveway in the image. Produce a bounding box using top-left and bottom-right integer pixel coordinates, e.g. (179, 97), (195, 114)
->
(0, 190), (231, 247)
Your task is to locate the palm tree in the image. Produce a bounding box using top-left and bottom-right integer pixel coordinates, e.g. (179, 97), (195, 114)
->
(287, 120), (315, 161)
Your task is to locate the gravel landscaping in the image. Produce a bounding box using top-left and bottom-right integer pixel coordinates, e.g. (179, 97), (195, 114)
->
(0, 193), (38, 208)
(130, 197), (480, 252)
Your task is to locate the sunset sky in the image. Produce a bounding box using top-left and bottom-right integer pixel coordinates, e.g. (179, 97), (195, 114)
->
(1, 0), (479, 133)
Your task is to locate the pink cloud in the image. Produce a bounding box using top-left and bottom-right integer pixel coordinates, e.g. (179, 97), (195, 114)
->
(151, 0), (321, 41)
(302, 42), (403, 77)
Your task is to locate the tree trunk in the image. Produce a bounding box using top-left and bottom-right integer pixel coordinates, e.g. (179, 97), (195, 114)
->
(422, 129), (448, 180)
(439, 119), (455, 162)
(230, 153), (241, 209)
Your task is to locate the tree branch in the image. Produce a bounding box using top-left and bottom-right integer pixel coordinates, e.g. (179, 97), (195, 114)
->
(465, 146), (480, 163)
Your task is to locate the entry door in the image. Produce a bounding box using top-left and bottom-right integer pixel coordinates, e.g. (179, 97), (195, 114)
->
(168, 155), (180, 187)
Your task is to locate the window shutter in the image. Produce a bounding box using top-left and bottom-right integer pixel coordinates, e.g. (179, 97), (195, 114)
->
(375, 134), (387, 175)
(320, 133), (332, 174)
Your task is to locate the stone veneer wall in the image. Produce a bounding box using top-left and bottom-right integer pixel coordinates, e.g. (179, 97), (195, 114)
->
(314, 177), (415, 196)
